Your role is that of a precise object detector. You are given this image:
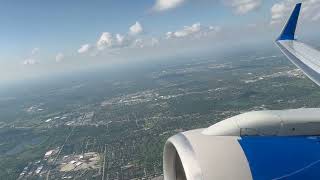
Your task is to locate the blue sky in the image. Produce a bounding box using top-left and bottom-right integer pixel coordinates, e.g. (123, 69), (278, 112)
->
(1, 0), (320, 83)
(0, 0), (271, 57)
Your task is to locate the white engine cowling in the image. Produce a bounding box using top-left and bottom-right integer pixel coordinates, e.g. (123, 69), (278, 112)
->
(163, 108), (320, 180)
(163, 129), (252, 180)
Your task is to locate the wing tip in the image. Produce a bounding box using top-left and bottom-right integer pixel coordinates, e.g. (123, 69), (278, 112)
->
(277, 3), (302, 41)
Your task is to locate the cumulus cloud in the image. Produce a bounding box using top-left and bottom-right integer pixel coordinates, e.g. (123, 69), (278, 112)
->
(78, 44), (92, 54)
(129, 22), (143, 35)
(209, 26), (221, 31)
(166, 23), (221, 39)
(97, 32), (114, 50)
(270, 1), (292, 24)
(166, 32), (174, 39)
(95, 32), (132, 51)
(133, 39), (144, 48)
(176, 23), (201, 37)
(79, 21), (221, 54)
(203, 26), (222, 36)
(22, 48), (40, 65)
(116, 34), (125, 45)
(115, 33), (133, 47)
(153, 0), (185, 11)
(23, 58), (37, 65)
(222, 0), (261, 14)
(271, 0), (320, 25)
(129, 37), (160, 48)
(167, 23), (201, 38)
(95, 21), (144, 51)
(153, 0), (260, 14)
(55, 53), (64, 62)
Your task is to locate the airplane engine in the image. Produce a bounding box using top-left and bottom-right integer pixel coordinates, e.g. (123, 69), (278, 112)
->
(163, 129), (252, 180)
(163, 108), (320, 180)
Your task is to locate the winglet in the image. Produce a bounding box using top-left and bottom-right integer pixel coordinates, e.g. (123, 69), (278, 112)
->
(277, 3), (302, 41)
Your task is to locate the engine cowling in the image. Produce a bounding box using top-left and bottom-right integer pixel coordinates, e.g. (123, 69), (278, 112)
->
(163, 129), (252, 180)
(163, 108), (320, 180)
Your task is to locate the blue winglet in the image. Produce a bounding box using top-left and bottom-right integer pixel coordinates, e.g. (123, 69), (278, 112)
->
(277, 3), (302, 41)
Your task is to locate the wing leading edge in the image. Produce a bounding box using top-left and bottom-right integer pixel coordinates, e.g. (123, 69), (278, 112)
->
(276, 3), (320, 86)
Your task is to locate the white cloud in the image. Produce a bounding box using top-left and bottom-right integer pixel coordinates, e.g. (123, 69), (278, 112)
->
(78, 44), (92, 54)
(116, 34), (125, 45)
(129, 22), (143, 35)
(153, 0), (260, 14)
(167, 23), (201, 38)
(299, 0), (320, 21)
(270, 1), (291, 24)
(55, 53), (64, 62)
(22, 48), (40, 65)
(209, 26), (221, 31)
(166, 23), (221, 39)
(31, 48), (40, 55)
(200, 26), (221, 37)
(271, 0), (320, 25)
(95, 22), (143, 51)
(166, 32), (174, 39)
(23, 58), (37, 65)
(153, 0), (185, 11)
(133, 39), (144, 48)
(223, 0), (261, 14)
(96, 32), (132, 51)
(177, 23), (201, 37)
(130, 37), (160, 48)
(80, 21), (220, 55)
(97, 32), (113, 50)
(115, 33), (132, 47)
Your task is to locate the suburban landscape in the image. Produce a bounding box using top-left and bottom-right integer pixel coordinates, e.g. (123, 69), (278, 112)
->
(1, 46), (320, 179)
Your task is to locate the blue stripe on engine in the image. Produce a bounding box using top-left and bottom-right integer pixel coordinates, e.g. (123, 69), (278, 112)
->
(238, 136), (320, 180)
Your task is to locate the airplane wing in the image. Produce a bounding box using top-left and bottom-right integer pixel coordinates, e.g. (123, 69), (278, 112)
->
(276, 3), (320, 86)
(162, 3), (320, 180)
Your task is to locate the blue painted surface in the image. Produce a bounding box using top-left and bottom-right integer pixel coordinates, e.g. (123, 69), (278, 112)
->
(278, 3), (301, 40)
(238, 136), (320, 180)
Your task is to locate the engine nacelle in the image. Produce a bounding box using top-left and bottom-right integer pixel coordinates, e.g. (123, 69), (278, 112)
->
(163, 129), (252, 180)
(163, 108), (320, 180)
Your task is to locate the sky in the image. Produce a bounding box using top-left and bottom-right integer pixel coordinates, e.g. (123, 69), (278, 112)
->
(1, 0), (320, 84)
